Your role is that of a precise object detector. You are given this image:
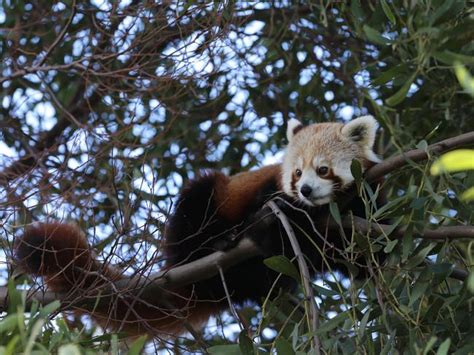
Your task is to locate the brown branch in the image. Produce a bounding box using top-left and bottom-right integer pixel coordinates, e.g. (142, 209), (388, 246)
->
(0, 238), (260, 311)
(337, 131), (474, 211)
(327, 215), (474, 241)
(365, 131), (474, 183)
(36, 0), (77, 68)
(1, 215), (470, 313)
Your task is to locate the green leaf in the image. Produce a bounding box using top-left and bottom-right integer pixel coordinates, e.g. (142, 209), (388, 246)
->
(350, 0), (365, 22)
(350, 159), (363, 182)
(467, 271), (474, 293)
(431, 149), (474, 175)
(5, 335), (20, 355)
(329, 201), (342, 225)
(314, 312), (349, 335)
(128, 335), (147, 355)
(363, 25), (391, 45)
(209, 345), (242, 355)
(275, 338), (295, 355)
(39, 300), (61, 318)
(313, 284), (339, 297)
(0, 315), (18, 333)
(264, 256), (300, 281)
(358, 310), (371, 338)
(430, 0), (455, 25)
(454, 62), (474, 96)
(380, 0), (396, 24)
(7, 279), (22, 314)
(58, 344), (82, 355)
(372, 64), (407, 86)
(405, 244), (436, 269)
(436, 338), (451, 355)
(423, 336), (438, 355)
(461, 187), (474, 202)
(385, 72), (417, 106)
(408, 280), (430, 307)
(416, 139), (428, 151)
(239, 331), (254, 355)
(429, 263), (455, 282)
(24, 319), (45, 355)
(384, 239), (398, 254)
(433, 51), (474, 65)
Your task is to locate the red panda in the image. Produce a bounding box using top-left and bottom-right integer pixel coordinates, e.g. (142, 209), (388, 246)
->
(14, 115), (384, 337)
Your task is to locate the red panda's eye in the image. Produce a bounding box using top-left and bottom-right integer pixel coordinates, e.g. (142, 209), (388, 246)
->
(295, 169), (302, 177)
(317, 166), (329, 176)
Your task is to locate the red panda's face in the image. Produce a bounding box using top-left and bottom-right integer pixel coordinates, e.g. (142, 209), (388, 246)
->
(281, 116), (381, 206)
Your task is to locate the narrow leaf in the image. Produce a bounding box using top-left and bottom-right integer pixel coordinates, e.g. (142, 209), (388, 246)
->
(436, 338), (451, 355)
(329, 201), (342, 225)
(363, 25), (391, 45)
(380, 0), (396, 24)
(209, 345), (242, 355)
(58, 344), (82, 355)
(275, 338), (295, 355)
(128, 335), (147, 355)
(314, 312), (349, 334)
(431, 149), (474, 175)
(239, 331), (254, 355)
(385, 72), (417, 106)
(461, 187), (474, 202)
(264, 256), (300, 281)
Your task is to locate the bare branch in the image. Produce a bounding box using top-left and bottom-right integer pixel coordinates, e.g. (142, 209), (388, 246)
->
(327, 215), (474, 241)
(365, 131), (474, 183)
(266, 201), (321, 354)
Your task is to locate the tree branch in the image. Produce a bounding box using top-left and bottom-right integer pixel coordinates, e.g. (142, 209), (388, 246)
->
(0, 238), (260, 311)
(365, 131), (474, 183)
(266, 200), (321, 354)
(328, 215), (474, 241)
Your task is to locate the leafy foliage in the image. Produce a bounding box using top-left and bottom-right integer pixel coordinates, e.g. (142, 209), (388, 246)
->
(0, 0), (473, 354)
(0, 281), (146, 354)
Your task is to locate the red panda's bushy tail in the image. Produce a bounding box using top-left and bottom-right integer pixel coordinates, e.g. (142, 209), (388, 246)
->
(14, 222), (222, 336)
(14, 222), (119, 292)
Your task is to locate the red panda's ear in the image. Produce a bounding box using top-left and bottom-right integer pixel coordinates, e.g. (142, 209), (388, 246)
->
(287, 119), (303, 142)
(342, 115), (381, 162)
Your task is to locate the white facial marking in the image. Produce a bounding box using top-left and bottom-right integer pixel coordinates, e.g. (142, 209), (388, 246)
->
(333, 159), (355, 187)
(295, 169), (334, 206)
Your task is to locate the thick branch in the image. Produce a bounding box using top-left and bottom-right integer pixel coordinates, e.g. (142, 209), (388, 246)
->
(0, 238), (260, 311)
(328, 215), (474, 241)
(365, 131), (474, 183)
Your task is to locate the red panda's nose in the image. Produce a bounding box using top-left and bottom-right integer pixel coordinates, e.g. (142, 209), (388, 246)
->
(300, 184), (312, 197)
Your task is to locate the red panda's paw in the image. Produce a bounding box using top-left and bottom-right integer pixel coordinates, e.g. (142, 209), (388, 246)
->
(14, 222), (91, 277)
(241, 205), (280, 257)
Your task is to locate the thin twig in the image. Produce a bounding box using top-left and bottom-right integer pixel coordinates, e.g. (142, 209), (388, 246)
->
(37, 0), (77, 67)
(217, 265), (244, 332)
(266, 200), (321, 355)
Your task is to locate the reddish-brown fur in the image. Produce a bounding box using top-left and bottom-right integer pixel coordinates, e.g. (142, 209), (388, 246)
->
(215, 164), (282, 222)
(14, 222), (225, 336)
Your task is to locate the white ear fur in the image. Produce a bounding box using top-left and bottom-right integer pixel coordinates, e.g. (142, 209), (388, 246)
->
(287, 118), (303, 142)
(342, 115), (381, 163)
